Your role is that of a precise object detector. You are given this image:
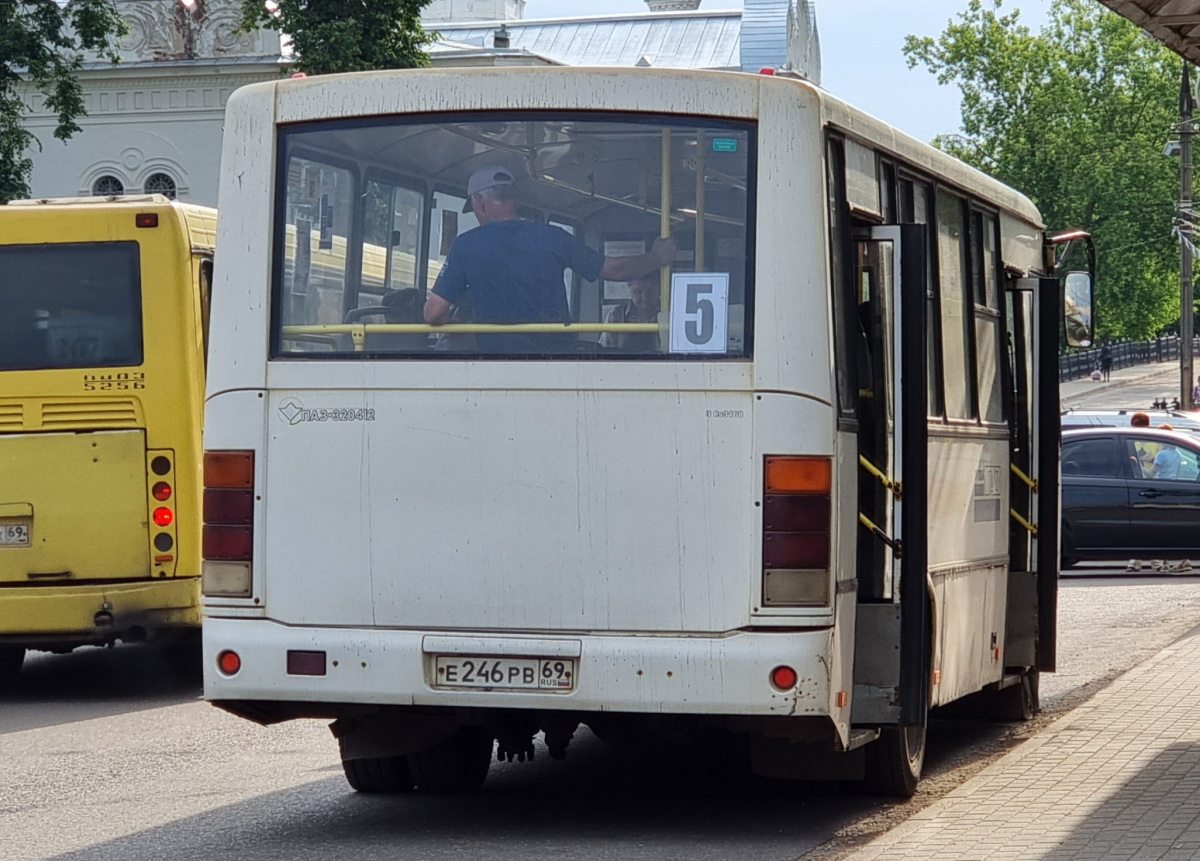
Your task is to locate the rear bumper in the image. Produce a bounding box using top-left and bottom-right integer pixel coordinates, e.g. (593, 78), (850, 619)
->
(203, 618), (837, 718)
(0, 577), (200, 646)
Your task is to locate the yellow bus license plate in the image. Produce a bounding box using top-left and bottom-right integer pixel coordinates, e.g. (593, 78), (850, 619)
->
(435, 656), (575, 691)
(0, 522), (30, 547)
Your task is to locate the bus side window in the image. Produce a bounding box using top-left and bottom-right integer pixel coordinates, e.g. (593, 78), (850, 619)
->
(199, 258), (213, 368)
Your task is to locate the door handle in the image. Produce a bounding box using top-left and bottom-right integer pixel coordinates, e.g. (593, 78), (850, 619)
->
(1139, 489), (1163, 498)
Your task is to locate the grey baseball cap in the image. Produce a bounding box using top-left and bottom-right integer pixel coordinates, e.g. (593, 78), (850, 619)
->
(462, 165), (515, 212)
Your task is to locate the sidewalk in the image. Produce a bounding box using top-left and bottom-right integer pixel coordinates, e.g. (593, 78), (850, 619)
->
(1060, 361), (1181, 407)
(846, 625), (1200, 861)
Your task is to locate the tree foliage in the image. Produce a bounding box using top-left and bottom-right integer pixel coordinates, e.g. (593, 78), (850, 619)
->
(241, 0), (435, 76)
(0, 0), (127, 202)
(905, 0), (1185, 339)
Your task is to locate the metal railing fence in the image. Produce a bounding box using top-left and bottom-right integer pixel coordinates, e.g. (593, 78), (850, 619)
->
(1059, 336), (1199, 382)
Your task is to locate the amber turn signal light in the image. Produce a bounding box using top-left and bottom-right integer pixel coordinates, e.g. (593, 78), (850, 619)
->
(764, 456), (832, 494)
(204, 450), (254, 488)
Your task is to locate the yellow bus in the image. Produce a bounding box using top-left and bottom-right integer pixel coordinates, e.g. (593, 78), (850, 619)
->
(0, 195), (215, 680)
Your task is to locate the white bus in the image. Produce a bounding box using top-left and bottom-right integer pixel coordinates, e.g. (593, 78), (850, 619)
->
(202, 66), (1089, 797)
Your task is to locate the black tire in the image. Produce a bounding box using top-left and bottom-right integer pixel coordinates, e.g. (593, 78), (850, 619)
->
(993, 669), (1039, 722)
(863, 718), (926, 798)
(340, 745), (416, 794)
(0, 645), (25, 683)
(1060, 526), (1080, 569)
(409, 726), (494, 793)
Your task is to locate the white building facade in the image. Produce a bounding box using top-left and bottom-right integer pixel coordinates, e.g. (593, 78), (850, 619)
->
(22, 0), (283, 206)
(20, 0), (815, 207)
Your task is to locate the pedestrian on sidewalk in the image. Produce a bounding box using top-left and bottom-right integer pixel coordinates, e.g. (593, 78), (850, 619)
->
(1100, 342), (1113, 381)
(1192, 374), (1200, 405)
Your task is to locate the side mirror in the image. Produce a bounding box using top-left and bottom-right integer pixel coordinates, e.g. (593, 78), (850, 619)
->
(1063, 271), (1093, 348)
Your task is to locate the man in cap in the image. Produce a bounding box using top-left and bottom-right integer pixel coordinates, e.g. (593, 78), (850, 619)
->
(423, 164), (676, 353)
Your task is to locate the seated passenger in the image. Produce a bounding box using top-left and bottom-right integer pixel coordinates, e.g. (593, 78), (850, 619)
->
(423, 164), (676, 354)
(599, 273), (661, 353)
(371, 288), (429, 352)
(1151, 426), (1182, 479)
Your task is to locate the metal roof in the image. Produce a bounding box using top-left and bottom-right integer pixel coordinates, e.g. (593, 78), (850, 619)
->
(429, 10), (743, 70)
(1097, 1), (1200, 66)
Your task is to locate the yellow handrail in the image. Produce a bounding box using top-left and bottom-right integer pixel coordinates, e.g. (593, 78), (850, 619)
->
(858, 454), (902, 500)
(1010, 508), (1038, 536)
(1010, 463), (1038, 493)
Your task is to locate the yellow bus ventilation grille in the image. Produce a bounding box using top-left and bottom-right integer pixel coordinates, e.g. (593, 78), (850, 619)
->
(0, 404), (23, 431)
(40, 399), (142, 429)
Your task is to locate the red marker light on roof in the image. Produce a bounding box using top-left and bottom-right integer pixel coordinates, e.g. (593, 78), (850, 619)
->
(135, 213), (158, 228)
(759, 66), (776, 75)
(291, 72), (307, 78)
(153, 507), (174, 527)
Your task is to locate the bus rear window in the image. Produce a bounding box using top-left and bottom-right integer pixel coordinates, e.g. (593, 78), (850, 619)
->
(0, 242), (143, 371)
(272, 113), (754, 360)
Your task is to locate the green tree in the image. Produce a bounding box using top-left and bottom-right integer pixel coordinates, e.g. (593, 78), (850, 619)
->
(905, 0), (1185, 339)
(0, 0), (127, 202)
(241, 0), (435, 76)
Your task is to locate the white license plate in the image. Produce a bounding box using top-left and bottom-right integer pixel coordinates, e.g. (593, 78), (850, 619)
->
(0, 522), (30, 547)
(434, 656), (576, 691)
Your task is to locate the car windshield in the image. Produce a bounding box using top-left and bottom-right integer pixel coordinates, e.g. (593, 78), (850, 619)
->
(271, 112), (754, 360)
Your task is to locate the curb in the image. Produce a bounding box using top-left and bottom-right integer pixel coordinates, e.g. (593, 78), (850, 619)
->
(1061, 364), (1179, 406)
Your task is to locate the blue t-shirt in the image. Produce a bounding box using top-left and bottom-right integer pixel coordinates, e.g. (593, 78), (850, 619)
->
(432, 220), (605, 353)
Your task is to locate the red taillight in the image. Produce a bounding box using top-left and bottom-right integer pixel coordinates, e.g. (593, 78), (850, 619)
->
(217, 650), (241, 675)
(762, 456), (832, 607)
(204, 488), (253, 524)
(763, 532), (831, 569)
(763, 495), (829, 532)
(203, 525), (253, 560)
(204, 450), (255, 564)
(152, 507), (173, 527)
(152, 481), (172, 501)
(770, 665), (798, 690)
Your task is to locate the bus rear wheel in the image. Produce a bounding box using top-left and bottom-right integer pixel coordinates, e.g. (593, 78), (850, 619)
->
(0, 645), (25, 683)
(409, 726), (494, 793)
(340, 750), (416, 793)
(863, 718), (926, 798)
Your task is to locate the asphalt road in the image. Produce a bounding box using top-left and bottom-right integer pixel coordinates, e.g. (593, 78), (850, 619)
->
(6, 564), (1200, 861)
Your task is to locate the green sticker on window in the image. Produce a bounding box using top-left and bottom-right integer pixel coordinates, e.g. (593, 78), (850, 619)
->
(712, 138), (739, 153)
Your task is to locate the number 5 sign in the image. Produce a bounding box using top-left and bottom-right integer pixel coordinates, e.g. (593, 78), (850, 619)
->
(669, 272), (730, 354)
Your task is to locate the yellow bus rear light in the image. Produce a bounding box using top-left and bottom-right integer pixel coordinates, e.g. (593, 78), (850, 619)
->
(152, 506), (173, 527)
(204, 450), (255, 489)
(154, 554), (174, 563)
(151, 456), (171, 476)
(152, 481), (172, 501)
(153, 532), (173, 552)
(764, 456), (832, 494)
(203, 560), (251, 597)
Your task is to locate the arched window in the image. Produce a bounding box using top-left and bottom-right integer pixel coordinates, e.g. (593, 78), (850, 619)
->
(144, 172), (177, 199)
(92, 175), (124, 196)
